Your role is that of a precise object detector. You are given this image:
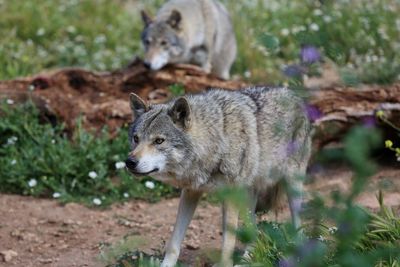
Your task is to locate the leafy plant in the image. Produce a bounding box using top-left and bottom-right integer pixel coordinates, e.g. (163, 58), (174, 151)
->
(0, 100), (177, 205)
(238, 125), (400, 267)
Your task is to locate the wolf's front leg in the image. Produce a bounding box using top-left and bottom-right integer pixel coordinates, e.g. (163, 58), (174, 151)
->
(161, 189), (202, 267)
(219, 201), (239, 267)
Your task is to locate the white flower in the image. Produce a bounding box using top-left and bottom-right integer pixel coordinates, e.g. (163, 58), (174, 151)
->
(94, 34), (107, 44)
(51, 139), (56, 144)
(310, 23), (320, 31)
(53, 192), (61, 198)
(123, 192), (129, 198)
(244, 70), (252, 78)
(28, 179), (37, 187)
(6, 136), (18, 145)
(280, 28), (290, 36)
(93, 198), (102, 205)
(66, 25), (76, 33)
(36, 28), (46, 36)
(313, 9), (323, 16)
(28, 84), (35, 91)
(6, 99), (14, 105)
(88, 171), (97, 179)
(317, 235), (325, 242)
(145, 181), (155, 189)
(115, 161), (126, 169)
(323, 15), (332, 23)
(328, 226), (338, 234)
(11, 159), (17, 165)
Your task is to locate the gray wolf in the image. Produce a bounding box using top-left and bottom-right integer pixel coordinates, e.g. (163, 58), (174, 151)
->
(126, 86), (312, 266)
(140, 0), (237, 79)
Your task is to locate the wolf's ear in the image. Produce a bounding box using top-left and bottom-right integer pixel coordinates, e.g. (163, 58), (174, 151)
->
(141, 10), (153, 26)
(130, 93), (148, 119)
(167, 10), (181, 30)
(169, 97), (191, 129)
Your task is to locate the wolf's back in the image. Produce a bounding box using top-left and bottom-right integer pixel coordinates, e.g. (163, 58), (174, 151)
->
(178, 87), (311, 192)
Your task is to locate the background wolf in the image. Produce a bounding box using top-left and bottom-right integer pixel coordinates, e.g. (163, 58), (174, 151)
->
(140, 0), (237, 79)
(126, 87), (312, 267)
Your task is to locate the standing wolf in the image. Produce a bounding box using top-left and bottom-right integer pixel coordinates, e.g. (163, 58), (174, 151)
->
(126, 87), (312, 267)
(140, 0), (237, 79)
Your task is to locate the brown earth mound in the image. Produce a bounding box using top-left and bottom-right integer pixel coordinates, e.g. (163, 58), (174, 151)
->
(1, 59), (400, 148)
(0, 59), (245, 133)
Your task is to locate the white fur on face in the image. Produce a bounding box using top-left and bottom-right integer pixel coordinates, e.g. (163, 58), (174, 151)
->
(136, 153), (166, 173)
(150, 51), (169, 70)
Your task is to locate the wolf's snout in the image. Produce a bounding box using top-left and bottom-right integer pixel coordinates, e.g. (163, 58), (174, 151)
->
(143, 61), (151, 69)
(125, 157), (138, 170)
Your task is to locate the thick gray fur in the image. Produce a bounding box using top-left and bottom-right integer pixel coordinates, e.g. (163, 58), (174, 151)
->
(140, 0), (237, 79)
(127, 86), (312, 266)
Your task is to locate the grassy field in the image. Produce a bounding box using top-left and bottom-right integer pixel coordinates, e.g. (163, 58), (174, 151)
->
(0, 0), (399, 84)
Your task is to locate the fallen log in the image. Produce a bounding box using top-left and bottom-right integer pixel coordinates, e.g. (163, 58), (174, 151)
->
(0, 59), (399, 148)
(309, 83), (400, 148)
(0, 58), (245, 132)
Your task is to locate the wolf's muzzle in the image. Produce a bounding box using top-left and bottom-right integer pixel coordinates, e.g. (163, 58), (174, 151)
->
(143, 61), (151, 69)
(125, 157), (138, 170)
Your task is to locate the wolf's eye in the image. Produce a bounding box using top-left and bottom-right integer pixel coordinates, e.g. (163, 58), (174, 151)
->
(133, 135), (139, 143)
(160, 40), (167, 46)
(154, 138), (165, 145)
(144, 39), (151, 46)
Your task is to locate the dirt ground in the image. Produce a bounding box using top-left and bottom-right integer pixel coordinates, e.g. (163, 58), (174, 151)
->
(1, 166), (399, 267)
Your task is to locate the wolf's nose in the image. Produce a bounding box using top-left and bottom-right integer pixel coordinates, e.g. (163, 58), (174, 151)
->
(143, 61), (151, 69)
(125, 157), (138, 169)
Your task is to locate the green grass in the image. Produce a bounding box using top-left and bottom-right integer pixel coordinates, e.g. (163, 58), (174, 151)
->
(0, 0), (399, 84)
(0, 0), (140, 79)
(0, 100), (177, 206)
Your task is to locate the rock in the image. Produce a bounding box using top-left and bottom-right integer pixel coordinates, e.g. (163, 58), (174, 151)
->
(38, 258), (54, 264)
(62, 219), (75, 225)
(10, 229), (40, 242)
(186, 243), (199, 250)
(0, 250), (18, 262)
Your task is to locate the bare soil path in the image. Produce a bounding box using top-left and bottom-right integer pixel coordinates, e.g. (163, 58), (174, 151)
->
(1, 166), (399, 267)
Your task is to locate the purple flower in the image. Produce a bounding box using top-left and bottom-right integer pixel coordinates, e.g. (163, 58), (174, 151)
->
(304, 104), (323, 122)
(338, 222), (352, 236)
(308, 163), (324, 175)
(361, 115), (376, 128)
(287, 141), (299, 156)
(300, 45), (321, 64)
(278, 258), (295, 267)
(283, 64), (304, 78)
(298, 239), (320, 259)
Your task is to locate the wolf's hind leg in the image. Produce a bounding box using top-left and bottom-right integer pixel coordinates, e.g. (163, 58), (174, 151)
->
(285, 179), (303, 230)
(161, 189), (202, 267)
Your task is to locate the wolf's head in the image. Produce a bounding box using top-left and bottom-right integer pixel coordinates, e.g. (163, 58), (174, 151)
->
(140, 10), (185, 71)
(125, 93), (193, 182)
